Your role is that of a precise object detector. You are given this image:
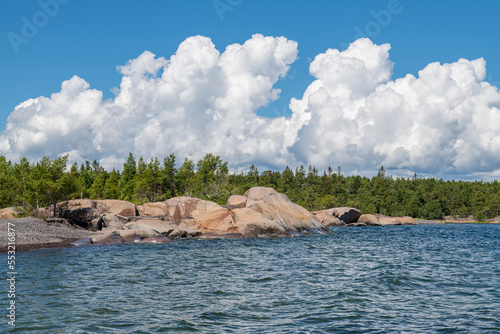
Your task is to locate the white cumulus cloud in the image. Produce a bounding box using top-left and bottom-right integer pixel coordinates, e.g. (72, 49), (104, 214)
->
(1, 36), (499, 178)
(0, 34), (300, 171)
(290, 39), (500, 178)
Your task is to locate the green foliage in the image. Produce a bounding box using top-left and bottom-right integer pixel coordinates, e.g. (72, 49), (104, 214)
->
(134, 157), (163, 203)
(24, 155), (69, 208)
(119, 153), (137, 200)
(176, 158), (195, 196)
(161, 154), (177, 199)
(0, 153), (499, 221)
(104, 169), (120, 199)
(194, 153), (230, 203)
(90, 171), (108, 199)
(0, 156), (18, 208)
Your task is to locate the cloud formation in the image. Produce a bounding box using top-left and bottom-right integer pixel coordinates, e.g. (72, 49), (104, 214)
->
(291, 38), (500, 177)
(1, 35), (499, 178)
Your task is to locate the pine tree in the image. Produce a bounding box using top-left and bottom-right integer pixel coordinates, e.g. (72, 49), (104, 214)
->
(176, 158), (195, 197)
(104, 168), (120, 199)
(161, 154), (177, 199)
(90, 172), (108, 199)
(119, 153), (137, 200)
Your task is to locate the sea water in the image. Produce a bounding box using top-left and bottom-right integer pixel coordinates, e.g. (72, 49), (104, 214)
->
(4, 224), (500, 333)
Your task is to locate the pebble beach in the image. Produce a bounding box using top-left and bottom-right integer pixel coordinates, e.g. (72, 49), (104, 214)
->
(0, 218), (96, 253)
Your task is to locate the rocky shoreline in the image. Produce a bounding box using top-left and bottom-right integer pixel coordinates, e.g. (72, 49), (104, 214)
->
(1, 187), (456, 253)
(0, 217), (96, 253)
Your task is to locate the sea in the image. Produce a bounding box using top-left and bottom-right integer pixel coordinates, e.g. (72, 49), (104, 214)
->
(4, 224), (500, 333)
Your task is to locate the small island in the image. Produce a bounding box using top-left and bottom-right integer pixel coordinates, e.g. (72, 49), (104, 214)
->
(1, 153), (499, 252)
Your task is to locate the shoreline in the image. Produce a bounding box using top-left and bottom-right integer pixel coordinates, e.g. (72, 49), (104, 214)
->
(0, 217), (97, 254)
(1, 238), (81, 254)
(4, 217), (494, 254)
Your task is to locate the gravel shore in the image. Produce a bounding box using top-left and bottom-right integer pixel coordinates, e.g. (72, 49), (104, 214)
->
(1, 218), (97, 253)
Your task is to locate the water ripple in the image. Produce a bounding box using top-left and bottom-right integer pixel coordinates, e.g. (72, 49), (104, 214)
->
(3, 224), (500, 333)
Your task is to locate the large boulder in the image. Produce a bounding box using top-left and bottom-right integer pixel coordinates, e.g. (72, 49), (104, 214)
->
(39, 199), (137, 230)
(165, 197), (237, 234)
(138, 202), (168, 216)
(357, 214), (382, 226)
(61, 199), (137, 217)
(138, 187), (329, 238)
(138, 197), (237, 237)
(61, 201), (100, 229)
(226, 195), (247, 208)
(377, 215), (401, 225)
(98, 199), (138, 217)
(237, 187), (330, 237)
(231, 207), (286, 236)
(101, 213), (126, 231)
(0, 207), (19, 219)
(332, 207), (361, 224)
(313, 209), (345, 226)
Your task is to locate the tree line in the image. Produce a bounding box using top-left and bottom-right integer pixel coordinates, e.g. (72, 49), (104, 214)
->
(1, 153), (499, 220)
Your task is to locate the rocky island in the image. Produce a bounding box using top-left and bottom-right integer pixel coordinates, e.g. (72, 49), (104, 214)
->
(1, 187), (440, 252)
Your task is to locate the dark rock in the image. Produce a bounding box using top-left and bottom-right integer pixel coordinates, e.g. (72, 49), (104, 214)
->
(122, 235), (141, 243)
(70, 237), (93, 246)
(332, 207), (362, 224)
(95, 233), (123, 245)
(62, 207), (99, 229)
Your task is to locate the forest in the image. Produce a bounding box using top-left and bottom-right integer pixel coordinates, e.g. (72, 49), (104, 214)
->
(1, 153), (499, 221)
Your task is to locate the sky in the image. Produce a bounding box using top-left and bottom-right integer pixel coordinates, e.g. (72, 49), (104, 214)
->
(1, 0), (500, 180)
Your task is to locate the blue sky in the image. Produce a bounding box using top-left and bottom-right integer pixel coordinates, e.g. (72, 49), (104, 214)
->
(1, 0), (500, 179)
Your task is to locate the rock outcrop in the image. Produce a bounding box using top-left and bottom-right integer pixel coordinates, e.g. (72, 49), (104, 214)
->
(375, 215), (417, 225)
(98, 199), (138, 217)
(226, 195), (247, 208)
(137, 196), (238, 236)
(312, 209), (345, 226)
(332, 207), (362, 224)
(136, 187), (330, 238)
(37, 187), (429, 247)
(137, 202), (168, 216)
(357, 214), (382, 226)
(37, 199), (138, 230)
(60, 202), (100, 230)
(232, 187), (330, 237)
(377, 215), (401, 225)
(313, 209), (416, 227)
